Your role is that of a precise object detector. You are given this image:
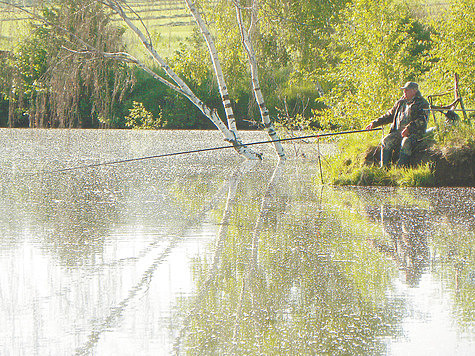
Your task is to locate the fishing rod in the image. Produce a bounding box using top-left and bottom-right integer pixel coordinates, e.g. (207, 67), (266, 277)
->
(426, 108), (475, 112)
(41, 127), (382, 174)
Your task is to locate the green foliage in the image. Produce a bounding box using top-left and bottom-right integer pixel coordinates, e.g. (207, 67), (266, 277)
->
(2, 0), (475, 131)
(173, 0), (343, 128)
(320, 0), (433, 130)
(435, 120), (475, 147)
(0, 96), (8, 126)
(424, 0), (475, 104)
(125, 101), (164, 129)
(0, 52), (13, 126)
(124, 61), (218, 130)
(1, 0), (133, 128)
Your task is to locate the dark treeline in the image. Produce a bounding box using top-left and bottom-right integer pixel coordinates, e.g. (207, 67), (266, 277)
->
(0, 0), (474, 130)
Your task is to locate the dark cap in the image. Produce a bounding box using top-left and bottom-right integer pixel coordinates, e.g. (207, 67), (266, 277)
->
(401, 81), (419, 90)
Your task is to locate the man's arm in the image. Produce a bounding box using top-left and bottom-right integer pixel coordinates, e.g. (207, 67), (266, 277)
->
(365, 99), (400, 130)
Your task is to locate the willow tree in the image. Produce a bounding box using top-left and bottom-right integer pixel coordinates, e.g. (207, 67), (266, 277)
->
(2, 0), (133, 128)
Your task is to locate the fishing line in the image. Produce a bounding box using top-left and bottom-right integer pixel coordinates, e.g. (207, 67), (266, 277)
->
(36, 128), (382, 174)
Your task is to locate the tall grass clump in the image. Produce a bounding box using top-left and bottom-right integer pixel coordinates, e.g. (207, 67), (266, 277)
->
(435, 119), (475, 148)
(397, 164), (435, 187)
(323, 133), (381, 185)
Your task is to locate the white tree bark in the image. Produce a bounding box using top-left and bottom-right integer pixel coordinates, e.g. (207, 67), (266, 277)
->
(103, 0), (262, 159)
(234, 0), (285, 158)
(184, 0), (239, 134)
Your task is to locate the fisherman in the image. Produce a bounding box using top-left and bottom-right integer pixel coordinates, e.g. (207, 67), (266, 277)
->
(365, 81), (429, 167)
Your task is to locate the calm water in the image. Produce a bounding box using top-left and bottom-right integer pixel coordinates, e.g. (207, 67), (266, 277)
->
(0, 129), (473, 355)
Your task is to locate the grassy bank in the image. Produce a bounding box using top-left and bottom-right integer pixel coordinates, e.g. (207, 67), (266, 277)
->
(321, 121), (475, 187)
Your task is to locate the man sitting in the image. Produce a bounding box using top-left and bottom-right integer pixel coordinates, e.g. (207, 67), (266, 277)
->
(365, 82), (429, 167)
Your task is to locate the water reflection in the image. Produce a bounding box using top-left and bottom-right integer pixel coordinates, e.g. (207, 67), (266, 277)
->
(367, 205), (430, 286)
(0, 129), (473, 355)
(178, 171), (404, 355)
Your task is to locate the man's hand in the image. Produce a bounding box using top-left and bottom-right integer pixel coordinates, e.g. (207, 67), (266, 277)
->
(401, 126), (409, 137)
(365, 122), (374, 130)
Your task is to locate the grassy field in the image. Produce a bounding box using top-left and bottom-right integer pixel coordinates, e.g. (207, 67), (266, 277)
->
(0, 0), (450, 56)
(0, 6), (29, 51)
(0, 0), (196, 58)
(113, 0), (195, 60)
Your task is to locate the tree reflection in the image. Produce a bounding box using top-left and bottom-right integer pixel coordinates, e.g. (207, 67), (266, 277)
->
(179, 165), (403, 355)
(347, 187), (475, 336)
(21, 170), (123, 266)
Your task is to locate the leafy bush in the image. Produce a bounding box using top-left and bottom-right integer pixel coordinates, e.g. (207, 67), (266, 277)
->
(319, 0), (434, 130)
(424, 0), (475, 105)
(125, 101), (165, 129)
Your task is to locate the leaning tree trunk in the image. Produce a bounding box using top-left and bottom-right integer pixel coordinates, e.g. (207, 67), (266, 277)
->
(234, 0), (285, 158)
(184, 0), (240, 135)
(103, 0), (261, 159)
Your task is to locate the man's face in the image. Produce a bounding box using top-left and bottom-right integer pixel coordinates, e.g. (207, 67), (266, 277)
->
(403, 88), (417, 100)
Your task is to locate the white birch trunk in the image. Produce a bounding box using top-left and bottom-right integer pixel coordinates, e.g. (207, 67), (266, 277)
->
(103, 0), (261, 160)
(184, 0), (239, 134)
(234, 1), (285, 158)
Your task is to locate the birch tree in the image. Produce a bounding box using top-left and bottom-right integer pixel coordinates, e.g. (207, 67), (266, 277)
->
(184, 0), (240, 136)
(233, 0), (285, 158)
(184, 0), (284, 158)
(3, 0), (262, 159)
(4, 0), (287, 159)
(100, 0), (262, 160)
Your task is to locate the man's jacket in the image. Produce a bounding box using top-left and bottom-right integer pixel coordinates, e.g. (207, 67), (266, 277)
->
(371, 91), (429, 137)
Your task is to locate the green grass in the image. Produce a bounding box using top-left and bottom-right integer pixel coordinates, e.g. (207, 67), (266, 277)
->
(113, 1), (195, 60)
(331, 162), (436, 187)
(323, 118), (475, 187)
(0, 10), (29, 51)
(435, 120), (475, 147)
(322, 131), (438, 187)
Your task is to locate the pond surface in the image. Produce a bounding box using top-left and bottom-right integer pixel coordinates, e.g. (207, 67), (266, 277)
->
(0, 129), (473, 355)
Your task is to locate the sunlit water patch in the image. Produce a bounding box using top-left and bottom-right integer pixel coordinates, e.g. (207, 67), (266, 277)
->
(0, 129), (473, 355)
